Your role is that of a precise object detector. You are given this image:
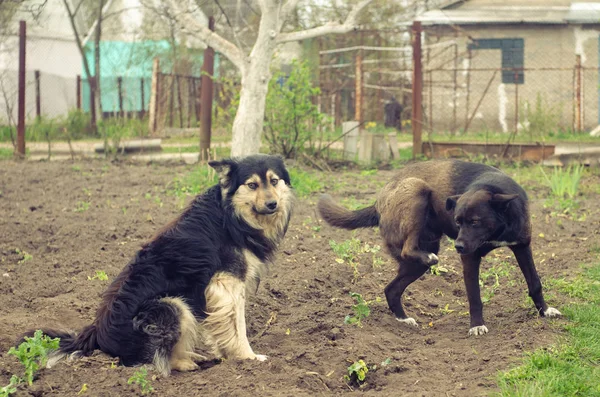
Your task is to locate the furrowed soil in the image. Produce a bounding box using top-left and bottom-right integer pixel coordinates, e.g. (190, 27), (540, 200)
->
(0, 160), (598, 396)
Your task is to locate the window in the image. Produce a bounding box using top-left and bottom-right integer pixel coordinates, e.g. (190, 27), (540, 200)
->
(468, 38), (524, 84)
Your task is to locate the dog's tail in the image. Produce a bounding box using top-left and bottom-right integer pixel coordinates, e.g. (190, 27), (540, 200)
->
(318, 194), (379, 229)
(18, 325), (99, 367)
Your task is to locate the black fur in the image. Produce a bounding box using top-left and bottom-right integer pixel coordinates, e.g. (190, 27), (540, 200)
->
(23, 154), (292, 368)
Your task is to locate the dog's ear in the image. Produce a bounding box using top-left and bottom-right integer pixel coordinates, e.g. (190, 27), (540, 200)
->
(490, 193), (518, 212)
(445, 195), (461, 211)
(209, 159), (236, 187)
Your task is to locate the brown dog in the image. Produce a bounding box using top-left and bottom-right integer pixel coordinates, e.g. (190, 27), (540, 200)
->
(318, 160), (560, 336)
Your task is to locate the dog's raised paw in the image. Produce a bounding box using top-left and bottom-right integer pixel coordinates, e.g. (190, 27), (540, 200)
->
(396, 317), (418, 327)
(254, 354), (268, 362)
(427, 253), (439, 266)
(544, 307), (562, 317)
(468, 325), (488, 336)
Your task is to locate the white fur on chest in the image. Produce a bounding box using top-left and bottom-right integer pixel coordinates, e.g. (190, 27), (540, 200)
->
(243, 249), (269, 294)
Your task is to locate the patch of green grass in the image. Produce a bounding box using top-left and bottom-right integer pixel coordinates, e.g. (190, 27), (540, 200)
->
(497, 263), (600, 396)
(0, 148), (13, 160)
(169, 165), (219, 197)
(15, 248), (32, 264)
(288, 167), (324, 198)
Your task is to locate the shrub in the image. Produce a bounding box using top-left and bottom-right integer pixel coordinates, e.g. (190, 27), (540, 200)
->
(264, 60), (326, 158)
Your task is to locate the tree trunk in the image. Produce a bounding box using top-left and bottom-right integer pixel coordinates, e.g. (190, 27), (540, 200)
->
(230, 4), (279, 157)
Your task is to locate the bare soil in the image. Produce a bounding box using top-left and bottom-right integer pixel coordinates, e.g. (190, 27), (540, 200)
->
(0, 160), (598, 397)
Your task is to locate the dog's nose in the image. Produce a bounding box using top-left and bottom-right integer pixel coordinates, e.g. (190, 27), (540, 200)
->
(265, 200), (278, 210)
(455, 242), (465, 254)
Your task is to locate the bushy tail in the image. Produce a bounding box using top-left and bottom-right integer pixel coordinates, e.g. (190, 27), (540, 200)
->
(317, 194), (379, 229)
(19, 325), (99, 356)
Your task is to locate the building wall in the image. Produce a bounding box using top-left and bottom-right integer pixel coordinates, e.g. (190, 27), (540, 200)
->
(423, 24), (600, 134)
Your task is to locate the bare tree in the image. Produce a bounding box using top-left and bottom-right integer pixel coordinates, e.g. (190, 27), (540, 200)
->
(165, 0), (373, 156)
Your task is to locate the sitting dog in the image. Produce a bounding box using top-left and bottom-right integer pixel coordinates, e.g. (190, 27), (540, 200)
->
(25, 154), (294, 376)
(318, 159), (560, 336)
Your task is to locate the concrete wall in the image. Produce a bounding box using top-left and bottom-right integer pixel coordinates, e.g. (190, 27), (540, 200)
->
(423, 24), (600, 134)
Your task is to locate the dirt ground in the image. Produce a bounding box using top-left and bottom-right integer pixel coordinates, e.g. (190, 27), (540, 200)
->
(0, 160), (598, 397)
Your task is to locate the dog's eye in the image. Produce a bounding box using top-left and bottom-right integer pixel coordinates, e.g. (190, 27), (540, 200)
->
(270, 178), (279, 186)
(455, 219), (460, 226)
(470, 220), (479, 226)
(247, 182), (258, 190)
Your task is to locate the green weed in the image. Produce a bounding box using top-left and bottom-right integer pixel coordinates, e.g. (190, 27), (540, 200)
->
(127, 367), (154, 394)
(479, 260), (514, 303)
(74, 201), (91, 212)
(540, 165), (585, 211)
(0, 376), (19, 397)
(15, 248), (32, 264)
(345, 359), (369, 385)
(88, 270), (108, 281)
(344, 292), (381, 327)
(7, 330), (60, 386)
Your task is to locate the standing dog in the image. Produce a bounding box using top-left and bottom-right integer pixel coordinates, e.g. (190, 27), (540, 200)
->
(318, 160), (560, 336)
(25, 154), (294, 376)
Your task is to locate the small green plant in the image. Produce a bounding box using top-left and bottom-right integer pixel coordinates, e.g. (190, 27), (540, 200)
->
(74, 201), (91, 212)
(0, 375), (19, 397)
(128, 367), (154, 394)
(7, 330), (60, 386)
(344, 292), (381, 327)
(88, 270), (108, 281)
(15, 248), (32, 264)
(540, 164), (585, 211)
(345, 359), (369, 385)
(330, 238), (362, 282)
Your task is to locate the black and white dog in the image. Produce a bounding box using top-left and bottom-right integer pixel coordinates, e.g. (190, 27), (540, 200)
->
(26, 154), (294, 376)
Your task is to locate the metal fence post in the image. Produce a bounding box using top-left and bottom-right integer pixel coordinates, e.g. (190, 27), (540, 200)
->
(411, 21), (423, 158)
(17, 20), (26, 157)
(35, 70), (41, 120)
(76, 75), (81, 110)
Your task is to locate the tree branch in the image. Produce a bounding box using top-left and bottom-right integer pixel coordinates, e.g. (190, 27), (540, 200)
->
(277, 0), (372, 43)
(165, 0), (247, 73)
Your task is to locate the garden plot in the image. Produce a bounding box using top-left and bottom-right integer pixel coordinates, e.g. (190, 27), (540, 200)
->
(0, 160), (598, 396)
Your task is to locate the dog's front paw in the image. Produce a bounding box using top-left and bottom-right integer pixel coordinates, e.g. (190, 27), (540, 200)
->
(426, 253), (439, 266)
(396, 317), (418, 327)
(544, 307), (562, 317)
(468, 325), (488, 336)
(254, 354), (268, 362)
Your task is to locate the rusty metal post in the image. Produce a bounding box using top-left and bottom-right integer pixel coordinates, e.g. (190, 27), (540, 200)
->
(17, 21), (26, 157)
(411, 21), (423, 158)
(117, 76), (123, 118)
(355, 53), (363, 124)
(199, 16), (215, 159)
(76, 75), (81, 109)
(575, 54), (582, 132)
(428, 70), (433, 132)
(35, 70), (41, 120)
